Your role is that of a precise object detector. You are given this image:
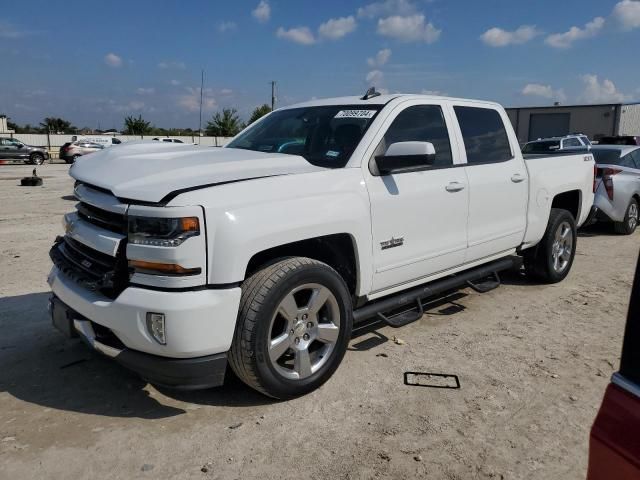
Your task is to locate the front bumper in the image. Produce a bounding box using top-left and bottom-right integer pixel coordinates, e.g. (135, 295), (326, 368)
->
(48, 265), (242, 358)
(50, 295), (228, 388)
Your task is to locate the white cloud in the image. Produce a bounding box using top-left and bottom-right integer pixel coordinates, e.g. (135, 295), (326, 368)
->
(136, 87), (155, 95)
(421, 89), (447, 96)
(612, 0), (640, 30)
(169, 79), (181, 86)
(318, 16), (357, 40)
(158, 60), (186, 69)
(178, 87), (217, 112)
(104, 53), (123, 68)
(276, 26), (316, 45)
(545, 17), (605, 49)
(357, 0), (417, 19)
(252, 0), (271, 23)
(367, 48), (392, 67)
(580, 74), (630, 103)
(522, 83), (566, 102)
(220, 88), (233, 95)
(366, 70), (384, 86)
(377, 14), (441, 43)
(112, 100), (145, 113)
(480, 25), (541, 47)
(0, 20), (32, 38)
(218, 21), (237, 33)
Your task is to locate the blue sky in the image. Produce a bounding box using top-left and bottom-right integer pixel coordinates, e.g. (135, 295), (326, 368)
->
(1, 0), (639, 129)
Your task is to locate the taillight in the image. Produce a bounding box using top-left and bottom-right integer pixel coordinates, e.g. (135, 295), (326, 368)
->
(601, 168), (622, 201)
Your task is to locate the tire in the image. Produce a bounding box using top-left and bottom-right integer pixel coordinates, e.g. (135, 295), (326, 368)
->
(229, 257), (353, 399)
(524, 208), (577, 284)
(30, 153), (45, 165)
(614, 198), (638, 235)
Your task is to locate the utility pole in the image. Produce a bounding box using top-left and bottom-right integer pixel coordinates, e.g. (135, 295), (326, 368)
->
(271, 81), (277, 110)
(198, 70), (204, 142)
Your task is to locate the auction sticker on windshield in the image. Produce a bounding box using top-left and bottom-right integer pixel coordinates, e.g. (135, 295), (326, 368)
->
(334, 110), (377, 119)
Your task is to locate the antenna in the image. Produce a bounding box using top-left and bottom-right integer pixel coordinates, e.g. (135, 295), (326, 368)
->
(361, 87), (381, 100)
(271, 81), (277, 110)
(198, 70), (204, 143)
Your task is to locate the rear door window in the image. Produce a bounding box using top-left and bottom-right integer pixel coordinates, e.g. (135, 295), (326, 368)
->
(563, 138), (581, 148)
(626, 150), (640, 169)
(454, 106), (512, 164)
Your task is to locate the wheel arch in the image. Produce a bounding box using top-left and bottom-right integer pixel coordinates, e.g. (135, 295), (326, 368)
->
(245, 233), (360, 297)
(551, 189), (582, 221)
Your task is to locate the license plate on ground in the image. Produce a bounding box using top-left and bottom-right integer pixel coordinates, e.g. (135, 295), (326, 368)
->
(50, 297), (77, 338)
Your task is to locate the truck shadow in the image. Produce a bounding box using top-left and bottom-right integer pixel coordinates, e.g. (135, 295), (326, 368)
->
(0, 290), (473, 417)
(348, 291), (468, 351)
(0, 292), (273, 420)
(578, 223), (618, 237)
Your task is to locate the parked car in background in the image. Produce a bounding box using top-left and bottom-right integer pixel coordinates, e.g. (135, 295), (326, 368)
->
(590, 145), (640, 235)
(522, 134), (591, 154)
(60, 141), (104, 163)
(597, 135), (640, 146)
(71, 136), (122, 147)
(152, 137), (185, 143)
(587, 253), (640, 480)
(0, 137), (49, 165)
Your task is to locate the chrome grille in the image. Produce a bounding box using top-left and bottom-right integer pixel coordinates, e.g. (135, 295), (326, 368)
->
(77, 202), (127, 234)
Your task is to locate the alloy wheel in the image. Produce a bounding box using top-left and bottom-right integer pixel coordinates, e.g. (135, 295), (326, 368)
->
(629, 203), (638, 230)
(267, 283), (340, 380)
(551, 221), (573, 273)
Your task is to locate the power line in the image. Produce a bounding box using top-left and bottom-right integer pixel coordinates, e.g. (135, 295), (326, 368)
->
(198, 70), (204, 142)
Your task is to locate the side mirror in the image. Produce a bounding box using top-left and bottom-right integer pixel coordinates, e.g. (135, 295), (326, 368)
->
(374, 141), (436, 175)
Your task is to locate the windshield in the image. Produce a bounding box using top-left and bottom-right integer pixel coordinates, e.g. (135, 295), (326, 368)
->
(592, 149), (623, 165)
(522, 140), (560, 153)
(226, 105), (382, 168)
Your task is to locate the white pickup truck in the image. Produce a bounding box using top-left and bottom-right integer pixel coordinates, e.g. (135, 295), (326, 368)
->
(48, 92), (596, 399)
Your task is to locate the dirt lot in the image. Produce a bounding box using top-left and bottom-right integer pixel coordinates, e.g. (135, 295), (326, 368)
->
(0, 163), (637, 480)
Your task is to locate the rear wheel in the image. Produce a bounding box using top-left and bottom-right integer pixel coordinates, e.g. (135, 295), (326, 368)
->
(29, 153), (45, 165)
(229, 257), (352, 399)
(524, 208), (577, 284)
(614, 199), (638, 235)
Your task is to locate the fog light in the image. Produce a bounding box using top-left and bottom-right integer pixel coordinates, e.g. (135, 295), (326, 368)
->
(146, 312), (166, 345)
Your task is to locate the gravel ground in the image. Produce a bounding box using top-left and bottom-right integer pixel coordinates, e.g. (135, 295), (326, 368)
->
(0, 163), (637, 480)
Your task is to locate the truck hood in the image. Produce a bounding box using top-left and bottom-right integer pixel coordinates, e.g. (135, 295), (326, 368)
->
(69, 142), (324, 203)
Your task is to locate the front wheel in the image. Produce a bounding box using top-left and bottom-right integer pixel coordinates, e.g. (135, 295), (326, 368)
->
(229, 257), (353, 399)
(524, 208), (577, 284)
(614, 199), (638, 235)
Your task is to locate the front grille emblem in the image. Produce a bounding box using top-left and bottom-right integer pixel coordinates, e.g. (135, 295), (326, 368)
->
(81, 259), (92, 268)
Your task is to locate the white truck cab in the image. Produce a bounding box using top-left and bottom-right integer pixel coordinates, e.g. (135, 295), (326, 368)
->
(48, 91), (596, 398)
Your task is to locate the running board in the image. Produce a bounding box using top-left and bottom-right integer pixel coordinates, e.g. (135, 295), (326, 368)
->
(466, 272), (501, 293)
(353, 256), (521, 326)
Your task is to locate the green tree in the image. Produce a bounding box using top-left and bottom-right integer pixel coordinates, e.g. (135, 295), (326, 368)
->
(40, 117), (74, 133)
(247, 104), (272, 125)
(205, 108), (243, 137)
(123, 115), (152, 135)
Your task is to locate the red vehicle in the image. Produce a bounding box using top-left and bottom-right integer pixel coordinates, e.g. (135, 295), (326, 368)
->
(587, 253), (640, 479)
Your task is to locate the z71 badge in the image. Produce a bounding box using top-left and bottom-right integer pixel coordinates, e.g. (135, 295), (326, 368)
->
(380, 237), (404, 250)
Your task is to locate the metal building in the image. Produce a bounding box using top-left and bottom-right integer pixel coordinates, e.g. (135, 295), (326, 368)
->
(506, 103), (640, 143)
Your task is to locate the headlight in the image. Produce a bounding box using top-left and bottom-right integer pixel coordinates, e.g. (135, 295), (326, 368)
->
(128, 216), (200, 247)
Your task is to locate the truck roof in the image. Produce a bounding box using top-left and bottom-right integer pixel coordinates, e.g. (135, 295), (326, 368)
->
(283, 94), (502, 110)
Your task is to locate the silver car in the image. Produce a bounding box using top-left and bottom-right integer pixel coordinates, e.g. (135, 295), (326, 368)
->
(591, 145), (640, 235)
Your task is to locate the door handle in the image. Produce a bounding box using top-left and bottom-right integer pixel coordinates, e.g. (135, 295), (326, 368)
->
(445, 182), (465, 192)
(511, 173), (526, 183)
